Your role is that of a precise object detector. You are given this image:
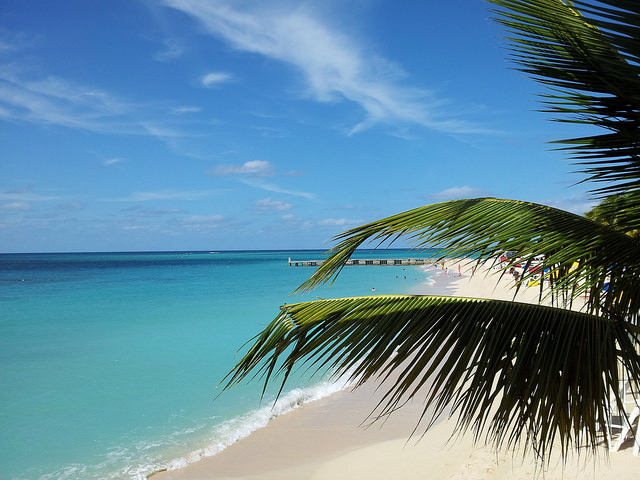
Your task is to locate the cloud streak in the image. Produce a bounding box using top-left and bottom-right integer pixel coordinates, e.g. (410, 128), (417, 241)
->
(429, 186), (489, 201)
(0, 201), (31, 210)
(103, 157), (125, 167)
(255, 197), (292, 212)
(201, 71), (233, 87)
(0, 64), (193, 143)
(0, 67), (133, 132)
(241, 178), (314, 199)
(0, 190), (61, 202)
(207, 160), (275, 177)
(154, 38), (185, 61)
(173, 214), (225, 225)
(103, 190), (217, 202)
(164, 0), (482, 134)
(318, 217), (363, 227)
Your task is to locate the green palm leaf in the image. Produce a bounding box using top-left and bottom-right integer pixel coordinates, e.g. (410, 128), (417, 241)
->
(299, 198), (640, 321)
(222, 0), (640, 465)
(488, 0), (640, 197)
(223, 294), (640, 460)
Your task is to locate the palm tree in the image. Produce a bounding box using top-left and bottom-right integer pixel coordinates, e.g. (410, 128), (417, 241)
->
(223, 0), (640, 463)
(585, 191), (640, 238)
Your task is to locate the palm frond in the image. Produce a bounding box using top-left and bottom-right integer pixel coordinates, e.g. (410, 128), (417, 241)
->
(222, 1), (640, 466)
(489, 0), (640, 197)
(298, 198), (640, 321)
(223, 294), (640, 460)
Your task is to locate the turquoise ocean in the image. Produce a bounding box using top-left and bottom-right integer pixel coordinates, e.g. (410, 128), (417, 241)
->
(0, 250), (437, 479)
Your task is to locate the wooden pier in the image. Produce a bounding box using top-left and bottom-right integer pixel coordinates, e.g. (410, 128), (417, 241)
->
(288, 257), (433, 267)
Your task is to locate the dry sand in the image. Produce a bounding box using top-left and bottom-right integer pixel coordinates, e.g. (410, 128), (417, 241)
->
(151, 260), (639, 480)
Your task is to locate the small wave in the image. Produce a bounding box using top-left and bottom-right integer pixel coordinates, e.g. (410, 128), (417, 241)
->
(30, 378), (354, 480)
(153, 376), (353, 477)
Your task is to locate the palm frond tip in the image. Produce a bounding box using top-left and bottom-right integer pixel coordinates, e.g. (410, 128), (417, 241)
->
(222, 0), (640, 465)
(224, 294), (640, 459)
(489, 0), (640, 197)
(298, 198), (640, 321)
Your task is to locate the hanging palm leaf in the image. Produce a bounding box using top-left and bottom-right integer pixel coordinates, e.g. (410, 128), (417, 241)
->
(489, 0), (640, 198)
(224, 295), (640, 458)
(297, 198), (640, 321)
(222, 0), (640, 464)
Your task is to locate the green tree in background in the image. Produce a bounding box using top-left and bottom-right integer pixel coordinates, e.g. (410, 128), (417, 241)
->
(585, 192), (640, 238)
(224, 0), (640, 463)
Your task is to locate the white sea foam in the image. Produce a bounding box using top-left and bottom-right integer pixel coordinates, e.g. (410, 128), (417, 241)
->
(35, 376), (348, 480)
(42, 377), (353, 480)
(150, 375), (353, 478)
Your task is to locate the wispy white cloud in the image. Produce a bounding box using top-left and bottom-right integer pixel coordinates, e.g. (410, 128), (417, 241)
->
(283, 169), (304, 177)
(544, 195), (596, 216)
(0, 30), (38, 53)
(103, 157), (125, 167)
(171, 105), (201, 114)
(154, 38), (185, 61)
(201, 71), (233, 87)
(0, 67), (134, 132)
(250, 125), (288, 139)
(119, 212), (228, 235)
(255, 197), (292, 212)
(318, 217), (363, 227)
(429, 186), (488, 201)
(240, 178), (314, 199)
(55, 202), (85, 212)
(123, 224), (160, 232)
(0, 40), (13, 53)
(164, 0), (483, 134)
(0, 201), (31, 210)
(122, 206), (184, 217)
(207, 160), (275, 177)
(0, 31), (210, 147)
(103, 190), (216, 202)
(173, 214), (225, 225)
(274, 213), (313, 230)
(0, 190), (60, 202)
(0, 63), (193, 141)
(167, 214), (230, 233)
(141, 122), (188, 139)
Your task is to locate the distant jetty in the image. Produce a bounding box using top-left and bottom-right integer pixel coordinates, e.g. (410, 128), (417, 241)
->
(288, 257), (434, 267)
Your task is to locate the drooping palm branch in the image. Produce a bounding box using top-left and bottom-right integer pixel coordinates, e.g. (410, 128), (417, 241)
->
(223, 295), (640, 460)
(222, 0), (640, 463)
(489, 0), (640, 198)
(297, 198), (640, 321)
(223, 199), (640, 459)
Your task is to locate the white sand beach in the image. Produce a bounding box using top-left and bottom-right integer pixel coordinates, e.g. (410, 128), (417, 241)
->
(152, 260), (639, 480)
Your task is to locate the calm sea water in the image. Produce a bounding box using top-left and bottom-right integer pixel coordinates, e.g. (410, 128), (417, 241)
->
(0, 250), (436, 479)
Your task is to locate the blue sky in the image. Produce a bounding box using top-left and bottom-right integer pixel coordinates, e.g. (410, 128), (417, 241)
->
(1, 0), (596, 253)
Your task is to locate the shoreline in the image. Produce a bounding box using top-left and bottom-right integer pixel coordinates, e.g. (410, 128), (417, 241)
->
(150, 260), (638, 479)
